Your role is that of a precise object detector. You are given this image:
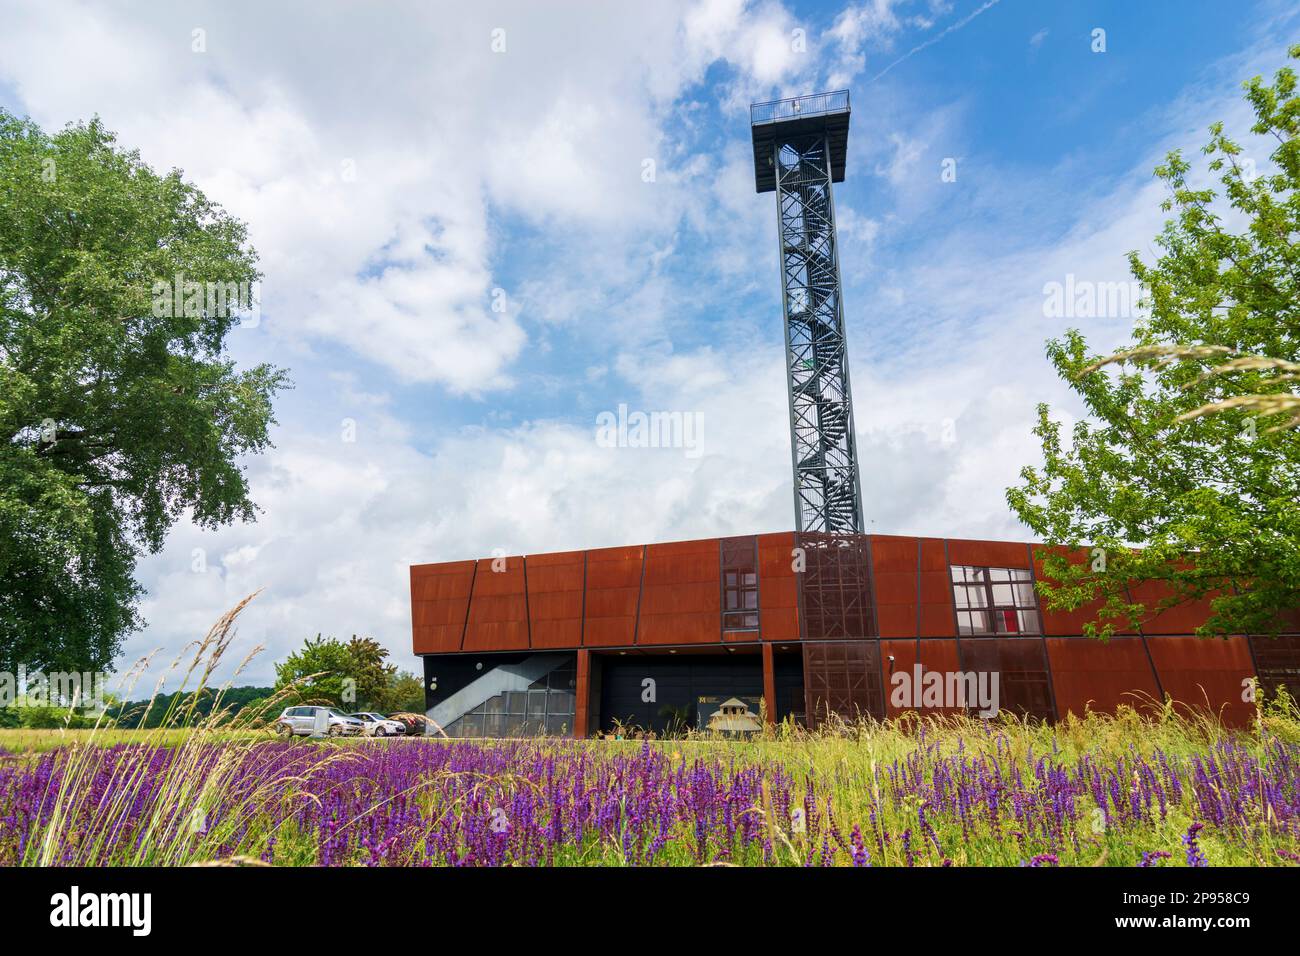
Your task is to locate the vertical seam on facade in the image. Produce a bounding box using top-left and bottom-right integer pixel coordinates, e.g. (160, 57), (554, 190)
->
(522, 554), (532, 650)
(459, 560), (479, 652)
(580, 550), (588, 648)
(915, 537), (923, 654)
(632, 545), (647, 645)
(1027, 542), (1059, 722)
(1127, 581), (1166, 700)
(945, 538), (965, 671)
(718, 538), (726, 644)
(865, 534), (879, 638)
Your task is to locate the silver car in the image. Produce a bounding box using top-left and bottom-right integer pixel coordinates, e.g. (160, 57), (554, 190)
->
(275, 706), (366, 737)
(348, 712), (407, 737)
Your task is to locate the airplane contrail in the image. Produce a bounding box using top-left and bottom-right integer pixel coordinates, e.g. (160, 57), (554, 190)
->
(866, 0), (1003, 84)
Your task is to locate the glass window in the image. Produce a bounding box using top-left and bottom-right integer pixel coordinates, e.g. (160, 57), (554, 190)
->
(721, 536), (761, 634)
(950, 565), (1041, 635)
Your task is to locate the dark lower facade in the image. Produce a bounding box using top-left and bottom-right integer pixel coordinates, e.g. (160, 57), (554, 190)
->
(412, 532), (1300, 736)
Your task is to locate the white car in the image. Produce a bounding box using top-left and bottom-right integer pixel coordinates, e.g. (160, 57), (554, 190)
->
(348, 712), (407, 737)
(275, 706), (366, 737)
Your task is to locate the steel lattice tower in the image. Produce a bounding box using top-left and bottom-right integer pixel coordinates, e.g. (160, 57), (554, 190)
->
(751, 91), (863, 533)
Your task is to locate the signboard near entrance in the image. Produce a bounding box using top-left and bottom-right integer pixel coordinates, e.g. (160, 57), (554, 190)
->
(696, 695), (763, 734)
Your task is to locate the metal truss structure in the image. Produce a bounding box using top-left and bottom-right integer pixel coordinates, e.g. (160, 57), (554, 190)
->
(751, 92), (864, 533)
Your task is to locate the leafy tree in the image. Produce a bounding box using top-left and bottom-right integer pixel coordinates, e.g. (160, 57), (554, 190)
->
(346, 636), (396, 710)
(1008, 50), (1300, 638)
(274, 635), (396, 710)
(274, 636), (356, 707)
(0, 111), (289, 672)
(381, 670), (426, 714)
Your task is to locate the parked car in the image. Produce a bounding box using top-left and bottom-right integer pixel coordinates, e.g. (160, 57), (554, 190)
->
(388, 712), (436, 737)
(274, 706), (366, 737)
(348, 712), (407, 737)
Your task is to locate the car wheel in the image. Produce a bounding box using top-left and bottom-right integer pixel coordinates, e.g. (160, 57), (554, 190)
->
(376, 726), (387, 738)
(328, 724), (342, 737)
(276, 722), (292, 738)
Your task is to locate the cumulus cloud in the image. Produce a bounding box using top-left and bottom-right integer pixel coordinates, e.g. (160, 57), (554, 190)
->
(0, 0), (1290, 689)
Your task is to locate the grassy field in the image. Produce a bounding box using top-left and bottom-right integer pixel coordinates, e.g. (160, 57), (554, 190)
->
(4, 604), (1293, 867)
(2, 701), (1298, 867)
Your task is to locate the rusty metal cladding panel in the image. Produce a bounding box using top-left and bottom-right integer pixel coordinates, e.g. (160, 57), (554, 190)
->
(1126, 579), (1221, 635)
(870, 535), (918, 572)
(527, 552), (584, 650)
(958, 638), (1055, 721)
(917, 538), (955, 637)
(583, 547), (644, 647)
(638, 540), (719, 646)
(638, 612), (720, 645)
(803, 640), (885, 725)
(1146, 635), (1255, 726)
(796, 532), (876, 640)
(1045, 637), (1162, 718)
(918, 538), (948, 571)
(880, 639), (964, 718)
(1032, 545), (1122, 637)
(411, 563), (476, 654)
(1250, 635), (1300, 700)
(946, 538), (1032, 570)
(463, 557), (529, 652)
(873, 535), (918, 640)
(758, 533), (800, 641)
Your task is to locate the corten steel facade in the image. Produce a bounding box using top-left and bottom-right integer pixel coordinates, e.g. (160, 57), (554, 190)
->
(410, 532), (1300, 737)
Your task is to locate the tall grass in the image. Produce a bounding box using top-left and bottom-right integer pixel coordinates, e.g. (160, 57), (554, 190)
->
(1, 597), (1297, 867)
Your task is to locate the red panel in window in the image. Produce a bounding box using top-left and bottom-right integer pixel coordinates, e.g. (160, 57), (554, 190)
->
(1045, 637), (1162, 718)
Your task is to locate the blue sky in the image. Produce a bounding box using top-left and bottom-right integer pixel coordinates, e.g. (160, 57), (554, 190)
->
(0, 0), (1295, 687)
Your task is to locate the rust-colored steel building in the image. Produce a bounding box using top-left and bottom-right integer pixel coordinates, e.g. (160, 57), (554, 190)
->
(410, 532), (1300, 736)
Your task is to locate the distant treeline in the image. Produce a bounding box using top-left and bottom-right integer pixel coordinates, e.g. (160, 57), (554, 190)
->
(0, 686), (277, 730)
(107, 686), (276, 729)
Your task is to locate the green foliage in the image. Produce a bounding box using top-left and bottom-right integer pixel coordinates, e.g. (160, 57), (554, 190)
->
(1008, 49), (1300, 638)
(345, 636), (395, 711)
(274, 634), (402, 711)
(0, 110), (290, 673)
(108, 685), (273, 730)
(381, 670), (425, 714)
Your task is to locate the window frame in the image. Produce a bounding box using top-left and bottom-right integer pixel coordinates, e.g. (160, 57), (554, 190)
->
(949, 565), (1042, 636)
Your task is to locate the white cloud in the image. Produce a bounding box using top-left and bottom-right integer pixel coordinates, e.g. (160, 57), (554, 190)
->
(1, 0), (1292, 692)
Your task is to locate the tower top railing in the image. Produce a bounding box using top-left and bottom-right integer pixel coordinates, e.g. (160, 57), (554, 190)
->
(750, 90), (850, 126)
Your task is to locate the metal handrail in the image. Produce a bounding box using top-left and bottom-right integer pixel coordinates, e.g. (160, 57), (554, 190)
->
(750, 90), (850, 126)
